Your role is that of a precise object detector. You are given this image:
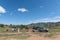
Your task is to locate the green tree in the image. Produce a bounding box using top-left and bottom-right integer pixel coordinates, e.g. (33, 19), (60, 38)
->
(0, 24), (4, 28)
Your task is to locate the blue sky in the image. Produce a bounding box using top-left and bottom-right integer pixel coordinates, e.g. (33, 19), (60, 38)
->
(0, 0), (60, 25)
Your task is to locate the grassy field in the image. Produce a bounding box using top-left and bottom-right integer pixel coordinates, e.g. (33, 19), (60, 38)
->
(0, 33), (31, 39)
(0, 27), (60, 40)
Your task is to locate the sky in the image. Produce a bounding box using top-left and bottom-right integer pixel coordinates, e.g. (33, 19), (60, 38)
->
(0, 0), (60, 25)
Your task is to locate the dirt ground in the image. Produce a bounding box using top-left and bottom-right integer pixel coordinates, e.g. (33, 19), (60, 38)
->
(0, 32), (60, 40)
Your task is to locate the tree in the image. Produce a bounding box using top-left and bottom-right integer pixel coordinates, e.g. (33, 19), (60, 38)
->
(20, 25), (25, 29)
(0, 24), (4, 28)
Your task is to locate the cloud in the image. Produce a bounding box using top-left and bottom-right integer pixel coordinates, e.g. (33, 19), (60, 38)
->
(53, 16), (60, 19)
(38, 16), (60, 22)
(29, 16), (60, 23)
(18, 8), (28, 13)
(0, 6), (6, 14)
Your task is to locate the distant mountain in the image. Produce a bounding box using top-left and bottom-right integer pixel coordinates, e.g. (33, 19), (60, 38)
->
(28, 22), (60, 27)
